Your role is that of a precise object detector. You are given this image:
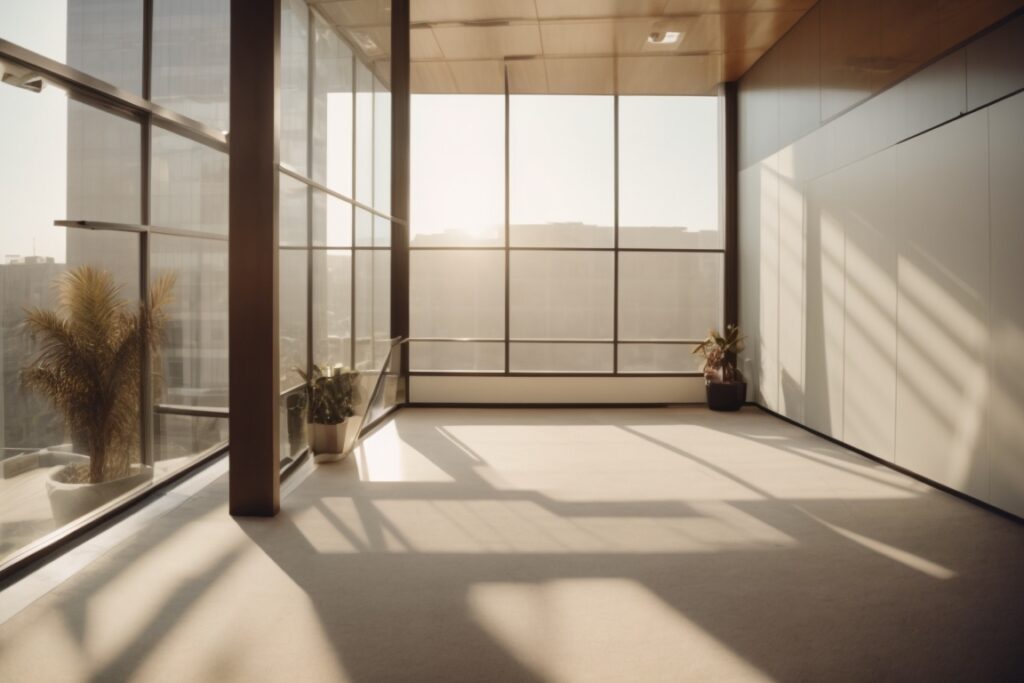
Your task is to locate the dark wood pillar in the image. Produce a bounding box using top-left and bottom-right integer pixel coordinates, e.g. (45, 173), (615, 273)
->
(721, 81), (739, 330)
(229, 0), (280, 516)
(391, 0), (410, 382)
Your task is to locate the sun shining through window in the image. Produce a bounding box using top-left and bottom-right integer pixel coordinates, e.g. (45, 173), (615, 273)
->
(410, 92), (722, 374)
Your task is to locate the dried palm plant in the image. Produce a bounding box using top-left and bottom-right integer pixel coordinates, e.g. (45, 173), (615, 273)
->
(692, 324), (746, 383)
(21, 266), (175, 484)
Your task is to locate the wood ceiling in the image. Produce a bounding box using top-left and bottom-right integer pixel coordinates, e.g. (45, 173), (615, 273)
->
(309, 0), (819, 94)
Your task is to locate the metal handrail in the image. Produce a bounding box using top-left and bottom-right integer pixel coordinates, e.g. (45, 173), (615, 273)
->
(357, 337), (406, 438)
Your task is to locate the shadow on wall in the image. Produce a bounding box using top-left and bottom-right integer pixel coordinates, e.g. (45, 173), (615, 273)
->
(753, 116), (1004, 503)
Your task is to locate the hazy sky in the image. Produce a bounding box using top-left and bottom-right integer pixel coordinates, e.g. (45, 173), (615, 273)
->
(0, 0), (69, 262)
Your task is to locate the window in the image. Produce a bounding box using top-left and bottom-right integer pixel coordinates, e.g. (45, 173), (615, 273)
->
(411, 251), (505, 339)
(280, 0), (309, 172)
(312, 12), (353, 196)
(619, 97), (721, 248)
(409, 94), (723, 375)
(510, 251), (614, 341)
(510, 96), (614, 248)
(618, 252), (723, 341)
(151, 127), (229, 235)
(152, 0), (231, 131)
(411, 95), (504, 247)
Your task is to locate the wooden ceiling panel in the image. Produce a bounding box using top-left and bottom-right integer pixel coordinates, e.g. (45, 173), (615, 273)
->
(717, 9), (805, 50)
(536, 0), (670, 20)
(411, 27), (445, 60)
(546, 57), (617, 93)
(315, 0), (390, 29)
(394, 0), (820, 93)
(540, 21), (617, 56)
(617, 54), (722, 94)
(663, 0), (759, 11)
(432, 24), (543, 60)
(507, 58), (550, 93)
(446, 60), (507, 93)
(411, 0), (538, 24)
(411, 61), (458, 92)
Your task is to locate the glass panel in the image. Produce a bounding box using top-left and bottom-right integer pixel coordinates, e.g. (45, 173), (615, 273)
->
(620, 97), (721, 248)
(1, 86), (67, 265)
(312, 249), (352, 368)
(354, 249), (373, 370)
(279, 173), (308, 247)
(0, 230), (141, 561)
(312, 190), (352, 247)
(411, 95), (504, 247)
(355, 207), (373, 247)
(618, 344), (700, 373)
(154, 415), (227, 474)
(280, 0), (309, 173)
(510, 344), (613, 373)
(1, 1), (143, 94)
(410, 251), (504, 339)
(373, 249), (391, 364)
(618, 252), (723, 341)
(373, 215), (391, 248)
(151, 0), (231, 131)
(355, 61), (374, 206)
(151, 127), (229, 234)
(150, 234), (229, 409)
(410, 342), (505, 372)
(312, 12), (354, 196)
(279, 390), (306, 460)
(373, 77), (391, 214)
(364, 339), (402, 427)
(510, 95), (613, 248)
(279, 249), (307, 391)
(68, 0), (144, 93)
(510, 251), (614, 340)
(67, 100), (141, 224)
(66, 231), (141, 299)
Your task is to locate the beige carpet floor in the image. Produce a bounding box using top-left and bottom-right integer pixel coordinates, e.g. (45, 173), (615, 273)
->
(1, 407), (1022, 682)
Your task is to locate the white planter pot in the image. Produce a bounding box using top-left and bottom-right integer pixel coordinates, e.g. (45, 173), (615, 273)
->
(308, 420), (350, 463)
(46, 460), (155, 527)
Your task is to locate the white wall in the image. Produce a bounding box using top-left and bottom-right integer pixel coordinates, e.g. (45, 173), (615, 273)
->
(738, 16), (1024, 517)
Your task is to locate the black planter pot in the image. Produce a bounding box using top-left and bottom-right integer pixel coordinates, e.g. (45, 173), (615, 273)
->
(706, 381), (746, 411)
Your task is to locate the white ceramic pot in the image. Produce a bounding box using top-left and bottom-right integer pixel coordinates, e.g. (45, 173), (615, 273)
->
(46, 461), (155, 527)
(308, 420), (350, 463)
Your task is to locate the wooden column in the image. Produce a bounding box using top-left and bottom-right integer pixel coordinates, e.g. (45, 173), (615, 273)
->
(229, 0), (280, 516)
(391, 0), (410, 380)
(721, 81), (739, 330)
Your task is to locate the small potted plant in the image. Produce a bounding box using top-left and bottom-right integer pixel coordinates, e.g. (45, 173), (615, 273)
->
(297, 364), (360, 463)
(21, 266), (175, 525)
(692, 324), (747, 411)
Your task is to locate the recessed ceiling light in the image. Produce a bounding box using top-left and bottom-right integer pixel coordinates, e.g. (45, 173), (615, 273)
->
(647, 31), (682, 46)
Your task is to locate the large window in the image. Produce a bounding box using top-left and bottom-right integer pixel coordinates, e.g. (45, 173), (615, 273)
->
(277, 1), (396, 460)
(510, 96), (614, 248)
(0, 1), (231, 567)
(410, 94), (723, 375)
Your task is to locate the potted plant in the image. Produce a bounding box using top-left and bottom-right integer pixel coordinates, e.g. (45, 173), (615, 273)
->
(692, 324), (747, 412)
(297, 364), (360, 463)
(21, 266), (175, 525)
